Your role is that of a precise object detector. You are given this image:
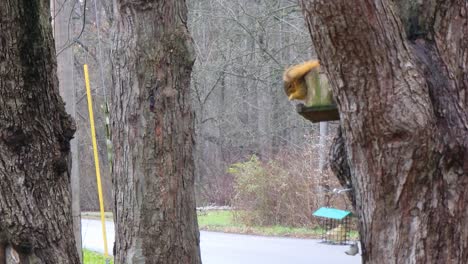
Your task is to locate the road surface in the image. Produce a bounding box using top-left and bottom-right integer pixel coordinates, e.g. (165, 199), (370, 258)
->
(81, 219), (361, 264)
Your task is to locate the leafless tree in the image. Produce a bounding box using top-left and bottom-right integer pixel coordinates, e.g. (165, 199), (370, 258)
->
(302, 0), (468, 263)
(110, 0), (202, 262)
(0, 0), (80, 262)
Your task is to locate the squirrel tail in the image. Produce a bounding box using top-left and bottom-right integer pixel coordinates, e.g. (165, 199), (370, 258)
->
(283, 60), (320, 82)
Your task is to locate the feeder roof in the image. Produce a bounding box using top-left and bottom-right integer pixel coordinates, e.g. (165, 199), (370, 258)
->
(313, 207), (351, 220)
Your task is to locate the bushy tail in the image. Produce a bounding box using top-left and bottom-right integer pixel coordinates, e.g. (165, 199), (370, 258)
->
(283, 60), (320, 82)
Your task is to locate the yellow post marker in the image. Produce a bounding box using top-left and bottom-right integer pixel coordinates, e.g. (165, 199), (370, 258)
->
(84, 64), (109, 258)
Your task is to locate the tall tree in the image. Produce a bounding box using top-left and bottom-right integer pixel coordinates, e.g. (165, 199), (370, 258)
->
(0, 0), (80, 263)
(302, 0), (467, 263)
(111, 0), (201, 263)
(51, 0), (82, 260)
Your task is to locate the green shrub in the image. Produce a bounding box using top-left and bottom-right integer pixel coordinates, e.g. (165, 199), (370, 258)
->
(229, 155), (313, 227)
(229, 140), (353, 228)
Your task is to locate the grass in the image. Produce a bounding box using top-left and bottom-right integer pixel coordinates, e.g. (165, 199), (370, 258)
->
(81, 212), (113, 221)
(198, 210), (331, 239)
(198, 210), (235, 227)
(83, 249), (113, 264)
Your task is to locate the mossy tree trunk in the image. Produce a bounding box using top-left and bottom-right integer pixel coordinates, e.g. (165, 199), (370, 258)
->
(111, 0), (201, 263)
(302, 0), (468, 263)
(0, 0), (80, 263)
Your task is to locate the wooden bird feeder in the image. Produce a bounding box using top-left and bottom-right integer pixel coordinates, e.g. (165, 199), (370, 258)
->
(297, 69), (339, 123)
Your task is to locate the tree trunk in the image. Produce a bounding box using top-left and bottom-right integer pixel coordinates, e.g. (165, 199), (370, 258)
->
(111, 0), (201, 263)
(0, 1), (80, 263)
(318, 122), (328, 171)
(52, 0), (82, 261)
(302, 1), (467, 263)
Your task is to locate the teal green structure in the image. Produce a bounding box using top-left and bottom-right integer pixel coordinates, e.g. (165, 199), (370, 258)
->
(313, 207), (352, 245)
(312, 207), (351, 220)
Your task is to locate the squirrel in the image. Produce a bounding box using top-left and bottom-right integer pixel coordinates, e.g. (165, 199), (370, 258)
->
(345, 241), (359, 256)
(283, 60), (320, 100)
(0, 234), (34, 264)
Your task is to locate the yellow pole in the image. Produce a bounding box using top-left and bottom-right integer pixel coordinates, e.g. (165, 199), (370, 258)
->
(83, 64), (109, 257)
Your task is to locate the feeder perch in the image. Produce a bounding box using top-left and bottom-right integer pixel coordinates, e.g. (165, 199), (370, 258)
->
(296, 104), (339, 123)
(313, 207), (352, 245)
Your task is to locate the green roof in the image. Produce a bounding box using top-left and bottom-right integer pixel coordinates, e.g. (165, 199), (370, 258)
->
(312, 207), (351, 220)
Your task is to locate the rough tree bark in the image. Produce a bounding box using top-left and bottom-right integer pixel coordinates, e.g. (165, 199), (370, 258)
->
(302, 1), (467, 263)
(329, 126), (354, 206)
(111, 0), (201, 263)
(0, 0), (80, 263)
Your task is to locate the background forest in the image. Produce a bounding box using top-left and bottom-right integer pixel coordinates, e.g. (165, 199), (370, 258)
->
(61, 0), (347, 222)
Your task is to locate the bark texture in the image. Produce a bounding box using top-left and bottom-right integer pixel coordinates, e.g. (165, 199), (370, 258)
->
(329, 126), (354, 206)
(0, 0), (80, 263)
(111, 0), (201, 263)
(302, 0), (468, 263)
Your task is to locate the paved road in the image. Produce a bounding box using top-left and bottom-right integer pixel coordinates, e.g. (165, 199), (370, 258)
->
(81, 219), (115, 254)
(82, 219), (361, 264)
